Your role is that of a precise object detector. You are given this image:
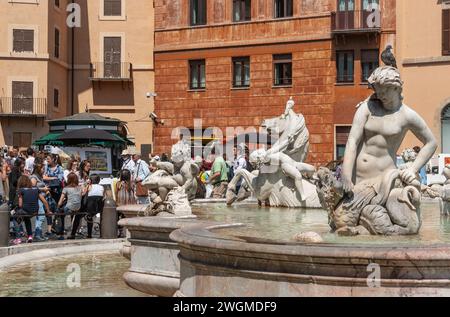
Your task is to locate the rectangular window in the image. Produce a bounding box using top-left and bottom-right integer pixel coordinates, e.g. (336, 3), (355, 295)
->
(273, 54), (292, 86)
(189, 60), (206, 90)
(336, 126), (352, 160)
(104, 37), (122, 78)
(361, 49), (379, 82)
(54, 28), (60, 58)
(12, 81), (33, 114)
(336, 51), (354, 83)
(54, 89), (59, 108)
(233, 0), (251, 22)
(13, 29), (34, 53)
(274, 0), (293, 18)
(233, 57), (250, 88)
(55, 0), (60, 8)
(190, 0), (207, 26)
(104, 0), (122, 16)
(443, 9), (450, 56)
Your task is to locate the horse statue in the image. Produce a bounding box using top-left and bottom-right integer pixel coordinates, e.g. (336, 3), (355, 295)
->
(226, 98), (322, 208)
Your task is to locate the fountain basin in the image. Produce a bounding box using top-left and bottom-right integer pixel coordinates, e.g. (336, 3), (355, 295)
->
(118, 216), (212, 297)
(120, 199), (450, 297)
(171, 222), (450, 297)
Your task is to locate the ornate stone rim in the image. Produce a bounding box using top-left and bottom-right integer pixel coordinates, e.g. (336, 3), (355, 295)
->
(171, 223), (450, 262)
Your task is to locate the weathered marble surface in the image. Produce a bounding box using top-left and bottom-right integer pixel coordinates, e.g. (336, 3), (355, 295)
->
(170, 216), (450, 297)
(227, 98), (321, 208)
(118, 217), (208, 297)
(142, 140), (199, 216)
(317, 65), (437, 236)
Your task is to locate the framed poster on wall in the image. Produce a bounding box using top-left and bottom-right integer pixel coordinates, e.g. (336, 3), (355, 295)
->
(62, 147), (112, 175)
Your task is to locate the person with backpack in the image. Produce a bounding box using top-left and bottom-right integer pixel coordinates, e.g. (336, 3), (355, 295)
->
(208, 147), (229, 199)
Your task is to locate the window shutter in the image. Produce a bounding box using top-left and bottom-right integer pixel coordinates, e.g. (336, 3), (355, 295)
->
(23, 30), (34, 52)
(13, 29), (23, 52)
(443, 9), (450, 56)
(112, 0), (122, 16)
(104, 0), (121, 16)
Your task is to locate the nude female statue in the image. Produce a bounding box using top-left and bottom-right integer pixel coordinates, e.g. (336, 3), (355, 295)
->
(341, 66), (437, 193)
(317, 66), (437, 236)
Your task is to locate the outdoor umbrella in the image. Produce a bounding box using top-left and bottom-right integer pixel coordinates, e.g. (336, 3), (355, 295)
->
(58, 128), (121, 145)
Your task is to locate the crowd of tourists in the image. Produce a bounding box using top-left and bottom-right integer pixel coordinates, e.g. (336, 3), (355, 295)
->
(118, 144), (253, 203)
(2, 143), (253, 245)
(3, 147), (104, 245)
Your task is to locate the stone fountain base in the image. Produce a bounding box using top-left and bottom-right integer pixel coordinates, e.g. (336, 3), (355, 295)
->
(119, 200), (450, 297)
(171, 222), (450, 297)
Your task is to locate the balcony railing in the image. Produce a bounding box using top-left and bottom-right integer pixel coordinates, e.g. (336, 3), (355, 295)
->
(331, 10), (381, 33)
(0, 97), (47, 117)
(89, 62), (133, 81)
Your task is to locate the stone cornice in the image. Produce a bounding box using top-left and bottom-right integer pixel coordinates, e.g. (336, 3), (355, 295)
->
(403, 56), (450, 66)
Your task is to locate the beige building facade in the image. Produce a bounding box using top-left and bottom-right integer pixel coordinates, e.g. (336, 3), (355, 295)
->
(397, 0), (450, 153)
(0, 0), (155, 151)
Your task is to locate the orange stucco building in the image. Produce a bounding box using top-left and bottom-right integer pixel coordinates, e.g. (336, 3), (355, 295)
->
(153, 0), (396, 165)
(0, 0), (155, 151)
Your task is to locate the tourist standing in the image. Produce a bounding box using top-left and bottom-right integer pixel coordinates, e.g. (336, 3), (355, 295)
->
(30, 162), (52, 241)
(8, 157), (25, 210)
(64, 159), (80, 183)
(58, 173), (82, 240)
(132, 153), (150, 204)
(79, 160), (91, 187)
(24, 148), (36, 176)
(115, 169), (136, 206)
(44, 154), (65, 240)
(121, 150), (135, 172)
(14, 176), (50, 244)
(86, 174), (105, 239)
(208, 148), (229, 199)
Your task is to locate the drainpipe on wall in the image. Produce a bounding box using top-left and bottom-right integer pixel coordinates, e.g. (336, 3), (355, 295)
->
(70, 0), (75, 116)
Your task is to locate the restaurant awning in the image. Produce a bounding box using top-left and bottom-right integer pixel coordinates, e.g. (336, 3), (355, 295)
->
(33, 132), (64, 146)
(33, 131), (134, 147)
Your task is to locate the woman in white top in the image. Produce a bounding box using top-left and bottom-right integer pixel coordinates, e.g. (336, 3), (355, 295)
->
(85, 174), (104, 239)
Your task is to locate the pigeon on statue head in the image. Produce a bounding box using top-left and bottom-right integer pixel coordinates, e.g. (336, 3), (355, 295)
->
(381, 45), (397, 68)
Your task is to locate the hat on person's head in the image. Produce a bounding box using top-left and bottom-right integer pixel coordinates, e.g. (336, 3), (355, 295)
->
(127, 148), (137, 155)
(153, 155), (160, 161)
(121, 149), (129, 156)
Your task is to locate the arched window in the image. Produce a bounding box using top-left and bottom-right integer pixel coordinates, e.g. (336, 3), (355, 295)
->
(442, 104), (450, 153)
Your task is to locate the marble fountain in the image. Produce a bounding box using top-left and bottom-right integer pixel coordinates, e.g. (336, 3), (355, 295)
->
(119, 64), (450, 297)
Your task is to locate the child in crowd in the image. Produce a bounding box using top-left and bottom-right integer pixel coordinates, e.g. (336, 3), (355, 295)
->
(13, 176), (50, 244)
(58, 173), (82, 240)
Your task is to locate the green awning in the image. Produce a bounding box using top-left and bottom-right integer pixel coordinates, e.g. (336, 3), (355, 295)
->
(112, 133), (135, 146)
(33, 131), (134, 147)
(33, 133), (64, 146)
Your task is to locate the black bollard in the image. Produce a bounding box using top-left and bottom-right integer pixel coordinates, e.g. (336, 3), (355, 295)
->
(101, 198), (118, 239)
(0, 204), (10, 247)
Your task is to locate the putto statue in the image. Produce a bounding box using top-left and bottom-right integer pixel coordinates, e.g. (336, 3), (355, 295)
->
(227, 97), (321, 208)
(142, 139), (199, 216)
(317, 65), (437, 236)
